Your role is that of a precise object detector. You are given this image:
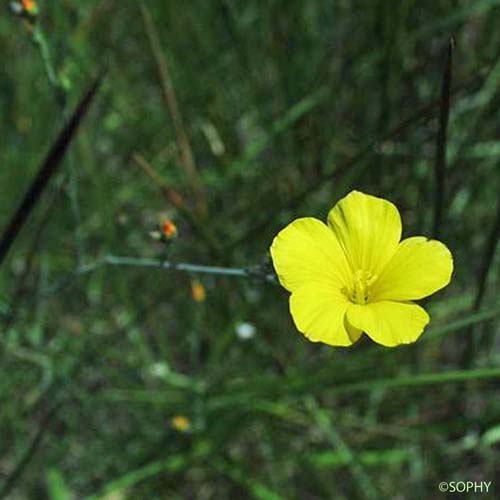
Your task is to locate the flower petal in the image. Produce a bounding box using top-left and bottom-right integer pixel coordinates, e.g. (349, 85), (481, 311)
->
(346, 301), (430, 347)
(290, 283), (362, 346)
(327, 190), (402, 276)
(371, 237), (453, 301)
(270, 217), (351, 292)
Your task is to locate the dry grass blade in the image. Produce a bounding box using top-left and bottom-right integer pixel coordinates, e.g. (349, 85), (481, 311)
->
(0, 71), (104, 269)
(133, 153), (185, 209)
(139, 2), (207, 218)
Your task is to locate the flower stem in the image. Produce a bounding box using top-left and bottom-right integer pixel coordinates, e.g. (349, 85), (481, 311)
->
(42, 254), (276, 297)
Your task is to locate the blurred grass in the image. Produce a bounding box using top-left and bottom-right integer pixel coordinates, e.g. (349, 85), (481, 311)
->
(0, 1), (499, 499)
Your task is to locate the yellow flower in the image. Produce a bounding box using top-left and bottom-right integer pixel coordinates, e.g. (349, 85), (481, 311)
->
(171, 415), (190, 432)
(270, 190), (453, 347)
(191, 280), (206, 303)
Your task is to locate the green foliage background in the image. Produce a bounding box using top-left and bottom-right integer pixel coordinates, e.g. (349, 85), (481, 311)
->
(0, 1), (499, 498)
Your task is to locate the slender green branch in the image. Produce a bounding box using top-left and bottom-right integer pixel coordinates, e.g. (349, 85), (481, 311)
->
(104, 255), (253, 276)
(42, 254), (276, 296)
(32, 26), (58, 90)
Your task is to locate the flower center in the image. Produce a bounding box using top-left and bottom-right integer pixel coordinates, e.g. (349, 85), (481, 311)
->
(342, 270), (377, 305)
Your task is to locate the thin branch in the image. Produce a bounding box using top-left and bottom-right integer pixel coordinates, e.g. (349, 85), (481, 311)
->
(42, 254), (276, 297)
(103, 255), (262, 277)
(432, 38), (454, 238)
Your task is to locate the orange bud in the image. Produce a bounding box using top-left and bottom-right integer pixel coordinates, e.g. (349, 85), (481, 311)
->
(161, 220), (177, 240)
(22, 0), (37, 13)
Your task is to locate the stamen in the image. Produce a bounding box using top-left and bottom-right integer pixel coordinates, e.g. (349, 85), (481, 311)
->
(342, 270), (377, 305)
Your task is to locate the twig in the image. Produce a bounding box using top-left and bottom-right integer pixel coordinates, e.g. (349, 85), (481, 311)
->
(432, 38), (454, 238)
(139, 1), (206, 217)
(103, 255), (263, 277)
(0, 72), (104, 269)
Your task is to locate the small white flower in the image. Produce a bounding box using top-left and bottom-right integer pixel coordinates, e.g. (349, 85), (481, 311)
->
(236, 322), (256, 340)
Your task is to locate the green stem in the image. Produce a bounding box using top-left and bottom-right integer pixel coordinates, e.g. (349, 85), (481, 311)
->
(32, 25), (61, 99)
(42, 254), (276, 296)
(104, 255), (254, 276)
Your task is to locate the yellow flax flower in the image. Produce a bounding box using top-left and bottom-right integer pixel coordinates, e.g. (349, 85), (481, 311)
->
(270, 190), (453, 347)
